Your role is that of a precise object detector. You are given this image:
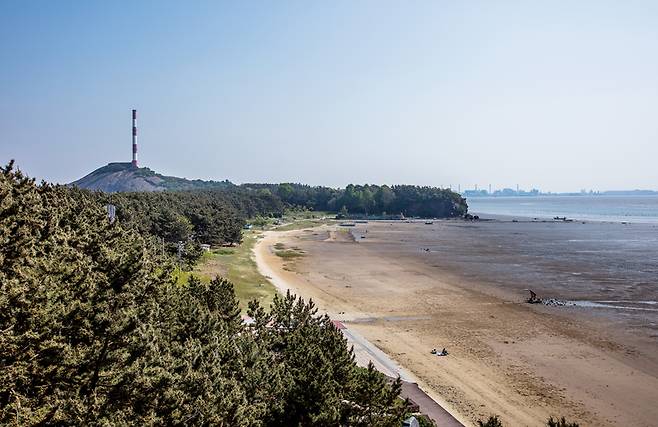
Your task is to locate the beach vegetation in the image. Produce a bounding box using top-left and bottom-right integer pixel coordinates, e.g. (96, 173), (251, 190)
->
(0, 162), (409, 425)
(214, 247), (235, 255)
(478, 415), (504, 427)
(547, 416), (580, 427)
(66, 177), (466, 276)
(275, 249), (305, 259)
(477, 415), (580, 427)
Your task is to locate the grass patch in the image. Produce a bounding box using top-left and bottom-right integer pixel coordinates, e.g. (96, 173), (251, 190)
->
(214, 248), (236, 255)
(285, 210), (331, 220)
(274, 218), (332, 232)
(171, 213), (330, 310)
(173, 269), (211, 286)
(173, 231), (276, 311)
(275, 249), (304, 259)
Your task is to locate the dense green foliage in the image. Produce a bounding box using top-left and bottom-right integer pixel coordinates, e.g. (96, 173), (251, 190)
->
(0, 162), (409, 425)
(242, 183), (468, 217)
(97, 183), (467, 257)
(75, 181), (465, 269)
(81, 187), (285, 268)
(102, 188), (285, 245)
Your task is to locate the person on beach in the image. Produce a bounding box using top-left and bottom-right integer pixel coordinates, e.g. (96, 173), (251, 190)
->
(431, 348), (449, 356)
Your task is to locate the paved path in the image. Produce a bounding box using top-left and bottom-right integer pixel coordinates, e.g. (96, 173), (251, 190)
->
(401, 382), (464, 427)
(333, 320), (463, 426)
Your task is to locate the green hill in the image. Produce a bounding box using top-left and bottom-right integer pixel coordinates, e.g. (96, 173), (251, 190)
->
(71, 162), (233, 192)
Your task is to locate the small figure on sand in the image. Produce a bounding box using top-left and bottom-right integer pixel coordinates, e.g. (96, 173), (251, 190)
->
(525, 289), (542, 304)
(431, 348), (449, 356)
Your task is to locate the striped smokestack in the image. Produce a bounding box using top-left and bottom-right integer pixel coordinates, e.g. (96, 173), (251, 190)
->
(131, 109), (138, 167)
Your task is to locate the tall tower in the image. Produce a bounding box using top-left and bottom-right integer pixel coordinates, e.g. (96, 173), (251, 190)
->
(132, 109), (138, 167)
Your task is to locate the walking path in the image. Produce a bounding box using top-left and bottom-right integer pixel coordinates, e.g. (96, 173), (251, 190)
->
(333, 320), (462, 426)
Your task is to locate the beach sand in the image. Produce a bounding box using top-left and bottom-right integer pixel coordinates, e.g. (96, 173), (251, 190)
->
(254, 222), (658, 427)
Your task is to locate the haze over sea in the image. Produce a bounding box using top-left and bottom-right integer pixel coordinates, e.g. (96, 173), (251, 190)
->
(467, 195), (658, 223)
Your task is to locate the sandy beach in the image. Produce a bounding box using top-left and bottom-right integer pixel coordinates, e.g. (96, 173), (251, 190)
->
(254, 221), (658, 426)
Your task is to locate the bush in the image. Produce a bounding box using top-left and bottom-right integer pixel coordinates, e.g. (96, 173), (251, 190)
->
(477, 415), (580, 427)
(478, 415), (504, 427)
(547, 416), (579, 427)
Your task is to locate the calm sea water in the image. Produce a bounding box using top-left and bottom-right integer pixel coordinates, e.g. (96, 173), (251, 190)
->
(467, 195), (658, 223)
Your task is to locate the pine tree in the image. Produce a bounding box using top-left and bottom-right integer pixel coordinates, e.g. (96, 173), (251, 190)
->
(1, 162), (172, 424)
(1, 161), (411, 426)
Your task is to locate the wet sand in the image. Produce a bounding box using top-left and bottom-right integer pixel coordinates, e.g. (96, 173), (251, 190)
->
(254, 221), (658, 426)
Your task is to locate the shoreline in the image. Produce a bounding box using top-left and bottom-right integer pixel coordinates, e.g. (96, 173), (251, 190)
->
(253, 222), (658, 426)
(253, 228), (468, 426)
(466, 194), (658, 225)
(467, 210), (658, 225)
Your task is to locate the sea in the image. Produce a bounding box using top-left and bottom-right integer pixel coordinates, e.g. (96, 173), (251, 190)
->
(442, 195), (658, 338)
(466, 195), (658, 223)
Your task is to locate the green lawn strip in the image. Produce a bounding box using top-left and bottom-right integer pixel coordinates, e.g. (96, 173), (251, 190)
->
(172, 215), (331, 310)
(174, 231), (276, 311)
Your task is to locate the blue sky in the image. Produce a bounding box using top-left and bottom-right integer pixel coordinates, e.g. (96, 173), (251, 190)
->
(1, 1), (657, 191)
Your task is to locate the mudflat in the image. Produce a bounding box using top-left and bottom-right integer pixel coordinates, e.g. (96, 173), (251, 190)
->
(254, 220), (658, 427)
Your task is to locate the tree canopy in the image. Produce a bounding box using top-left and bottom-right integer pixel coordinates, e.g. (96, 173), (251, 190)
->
(0, 161), (409, 425)
(241, 183), (468, 218)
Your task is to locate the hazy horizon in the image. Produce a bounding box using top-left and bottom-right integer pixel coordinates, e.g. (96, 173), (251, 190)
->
(2, 1), (657, 192)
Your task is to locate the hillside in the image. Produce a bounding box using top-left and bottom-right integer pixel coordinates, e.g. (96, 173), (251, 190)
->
(71, 162), (232, 192)
(71, 163), (468, 217)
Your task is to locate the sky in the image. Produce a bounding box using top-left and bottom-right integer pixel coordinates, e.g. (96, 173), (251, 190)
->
(1, 1), (657, 192)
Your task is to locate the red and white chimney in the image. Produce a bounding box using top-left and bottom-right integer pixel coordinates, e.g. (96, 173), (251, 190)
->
(132, 109), (138, 167)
